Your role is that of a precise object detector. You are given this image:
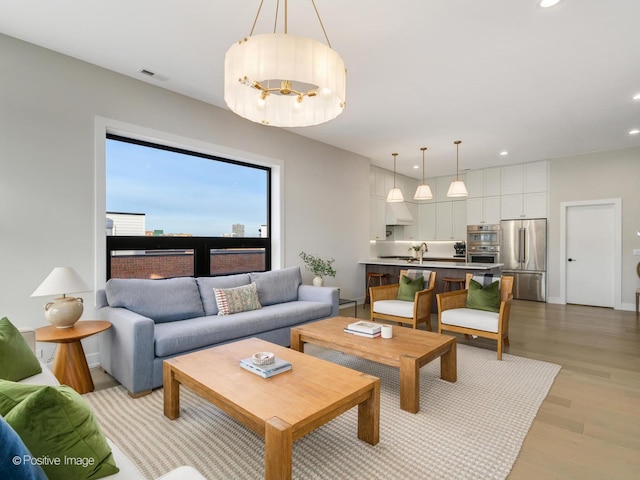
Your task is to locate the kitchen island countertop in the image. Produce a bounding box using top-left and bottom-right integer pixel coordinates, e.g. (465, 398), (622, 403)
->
(360, 259), (503, 270)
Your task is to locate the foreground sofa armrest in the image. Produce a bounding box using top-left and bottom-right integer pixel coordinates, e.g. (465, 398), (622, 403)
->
(98, 306), (155, 396)
(298, 285), (340, 317)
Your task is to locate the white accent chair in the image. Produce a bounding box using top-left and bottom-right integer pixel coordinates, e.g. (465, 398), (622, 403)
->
(369, 270), (437, 330)
(436, 274), (514, 360)
(17, 327), (206, 480)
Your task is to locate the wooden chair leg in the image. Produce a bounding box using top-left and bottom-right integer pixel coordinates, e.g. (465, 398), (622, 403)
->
(503, 336), (510, 347)
(497, 338), (503, 360)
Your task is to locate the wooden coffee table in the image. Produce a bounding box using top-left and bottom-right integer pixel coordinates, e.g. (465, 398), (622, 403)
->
(163, 337), (379, 480)
(290, 316), (456, 413)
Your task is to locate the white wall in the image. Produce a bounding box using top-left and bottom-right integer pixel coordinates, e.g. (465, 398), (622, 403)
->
(547, 148), (640, 308)
(0, 34), (370, 362)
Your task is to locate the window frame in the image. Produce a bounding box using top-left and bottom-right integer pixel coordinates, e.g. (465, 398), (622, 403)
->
(105, 134), (271, 280)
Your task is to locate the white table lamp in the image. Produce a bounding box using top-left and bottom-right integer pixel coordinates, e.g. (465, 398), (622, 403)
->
(31, 267), (90, 328)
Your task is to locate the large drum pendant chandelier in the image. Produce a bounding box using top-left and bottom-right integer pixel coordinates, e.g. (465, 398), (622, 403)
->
(224, 0), (347, 127)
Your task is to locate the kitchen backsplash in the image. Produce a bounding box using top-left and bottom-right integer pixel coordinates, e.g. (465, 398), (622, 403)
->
(370, 240), (462, 259)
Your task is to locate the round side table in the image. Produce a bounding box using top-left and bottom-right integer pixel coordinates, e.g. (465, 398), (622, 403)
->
(35, 320), (111, 394)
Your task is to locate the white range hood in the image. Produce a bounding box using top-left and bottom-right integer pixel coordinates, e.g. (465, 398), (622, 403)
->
(385, 202), (414, 225)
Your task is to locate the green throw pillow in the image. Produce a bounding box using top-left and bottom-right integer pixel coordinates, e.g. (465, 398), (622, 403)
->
(0, 381), (119, 480)
(0, 317), (42, 381)
(466, 279), (501, 313)
(396, 275), (424, 302)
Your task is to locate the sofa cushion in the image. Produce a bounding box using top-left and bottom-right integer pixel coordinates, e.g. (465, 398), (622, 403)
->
(196, 274), (251, 316)
(105, 277), (204, 323)
(214, 282), (262, 315)
(0, 380), (119, 480)
(154, 301), (332, 357)
(249, 267), (301, 306)
(0, 317), (42, 381)
(0, 415), (48, 480)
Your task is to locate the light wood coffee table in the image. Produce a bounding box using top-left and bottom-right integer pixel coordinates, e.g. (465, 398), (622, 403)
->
(163, 337), (379, 480)
(290, 316), (456, 414)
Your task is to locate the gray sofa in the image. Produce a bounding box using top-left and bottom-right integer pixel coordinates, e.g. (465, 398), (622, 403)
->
(97, 267), (338, 396)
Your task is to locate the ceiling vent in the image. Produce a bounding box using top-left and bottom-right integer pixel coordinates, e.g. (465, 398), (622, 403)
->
(139, 68), (155, 77)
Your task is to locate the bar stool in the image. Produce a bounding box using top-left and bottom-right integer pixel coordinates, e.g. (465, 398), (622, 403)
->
(365, 272), (388, 305)
(443, 277), (465, 292)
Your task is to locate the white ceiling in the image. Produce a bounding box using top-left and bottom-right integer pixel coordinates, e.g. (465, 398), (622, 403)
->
(1, 0), (639, 178)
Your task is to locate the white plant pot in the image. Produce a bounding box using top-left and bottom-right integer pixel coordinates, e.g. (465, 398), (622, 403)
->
(312, 276), (324, 287)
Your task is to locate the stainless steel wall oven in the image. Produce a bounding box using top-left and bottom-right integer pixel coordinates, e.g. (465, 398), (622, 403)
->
(467, 224), (501, 263)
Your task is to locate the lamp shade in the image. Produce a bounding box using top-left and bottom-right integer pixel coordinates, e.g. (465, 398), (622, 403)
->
(224, 33), (346, 127)
(414, 184), (433, 200)
(386, 187), (405, 203)
(31, 267), (90, 297)
(446, 180), (469, 198)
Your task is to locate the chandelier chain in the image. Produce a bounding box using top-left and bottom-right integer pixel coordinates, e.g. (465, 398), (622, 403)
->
(311, 0), (332, 48)
(248, 0), (332, 47)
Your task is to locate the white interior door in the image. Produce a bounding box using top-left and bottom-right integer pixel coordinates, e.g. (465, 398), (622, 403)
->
(566, 204), (615, 307)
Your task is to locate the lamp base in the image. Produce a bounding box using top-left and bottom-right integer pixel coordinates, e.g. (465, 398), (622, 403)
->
(44, 296), (83, 328)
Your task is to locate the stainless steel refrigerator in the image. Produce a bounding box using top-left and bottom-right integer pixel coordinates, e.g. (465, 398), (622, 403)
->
(500, 218), (547, 302)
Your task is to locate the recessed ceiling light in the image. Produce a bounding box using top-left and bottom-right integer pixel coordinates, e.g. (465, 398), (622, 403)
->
(538, 0), (561, 8)
(500, 151), (509, 156)
(629, 129), (640, 135)
(633, 93), (640, 101)
(413, 165), (419, 169)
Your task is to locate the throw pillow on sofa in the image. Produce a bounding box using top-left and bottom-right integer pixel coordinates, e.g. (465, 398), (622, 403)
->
(0, 380), (119, 480)
(0, 317), (42, 381)
(213, 282), (262, 315)
(0, 415), (47, 480)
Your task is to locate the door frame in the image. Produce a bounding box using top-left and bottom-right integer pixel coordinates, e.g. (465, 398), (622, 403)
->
(559, 198), (622, 309)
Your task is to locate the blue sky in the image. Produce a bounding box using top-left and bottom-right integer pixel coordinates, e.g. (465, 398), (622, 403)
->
(106, 139), (268, 236)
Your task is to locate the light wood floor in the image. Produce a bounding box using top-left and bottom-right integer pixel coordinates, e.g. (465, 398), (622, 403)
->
(92, 301), (640, 478)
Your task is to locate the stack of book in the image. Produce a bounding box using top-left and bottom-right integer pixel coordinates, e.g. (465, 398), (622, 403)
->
(240, 357), (292, 378)
(343, 321), (381, 338)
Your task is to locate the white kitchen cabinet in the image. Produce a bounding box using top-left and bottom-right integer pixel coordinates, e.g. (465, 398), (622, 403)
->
(369, 196), (386, 240)
(501, 161), (548, 196)
(467, 196), (501, 225)
(524, 192), (547, 218)
(484, 168), (502, 196)
(501, 192), (547, 219)
(452, 200), (467, 240)
(435, 201), (466, 240)
(501, 165), (524, 195)
(467, 170), (484, 198)
(418, 203), (436, 240)
(403, 202), (419, 240)
(436, 202), (453, 240)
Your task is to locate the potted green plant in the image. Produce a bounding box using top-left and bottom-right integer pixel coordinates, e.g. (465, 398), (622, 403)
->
(299, 251), (336, 287)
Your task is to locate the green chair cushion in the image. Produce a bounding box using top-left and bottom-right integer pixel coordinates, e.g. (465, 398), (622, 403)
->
(0, 317), (42, 381)
(466, 279), (501, 313)
(0, 380), (119, 480)
(396, 275), (424, 302)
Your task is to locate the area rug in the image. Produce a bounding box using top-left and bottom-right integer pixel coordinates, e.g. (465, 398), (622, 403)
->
(84, 345), (560, 480)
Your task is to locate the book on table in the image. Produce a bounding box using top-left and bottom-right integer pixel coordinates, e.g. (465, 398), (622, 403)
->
(343, 328), (381, 338)
(239, 357), (292, 378)
(347, 321), (381, 335)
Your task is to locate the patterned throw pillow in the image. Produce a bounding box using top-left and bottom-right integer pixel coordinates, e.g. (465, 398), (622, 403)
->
(213, 283), (262, 316)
